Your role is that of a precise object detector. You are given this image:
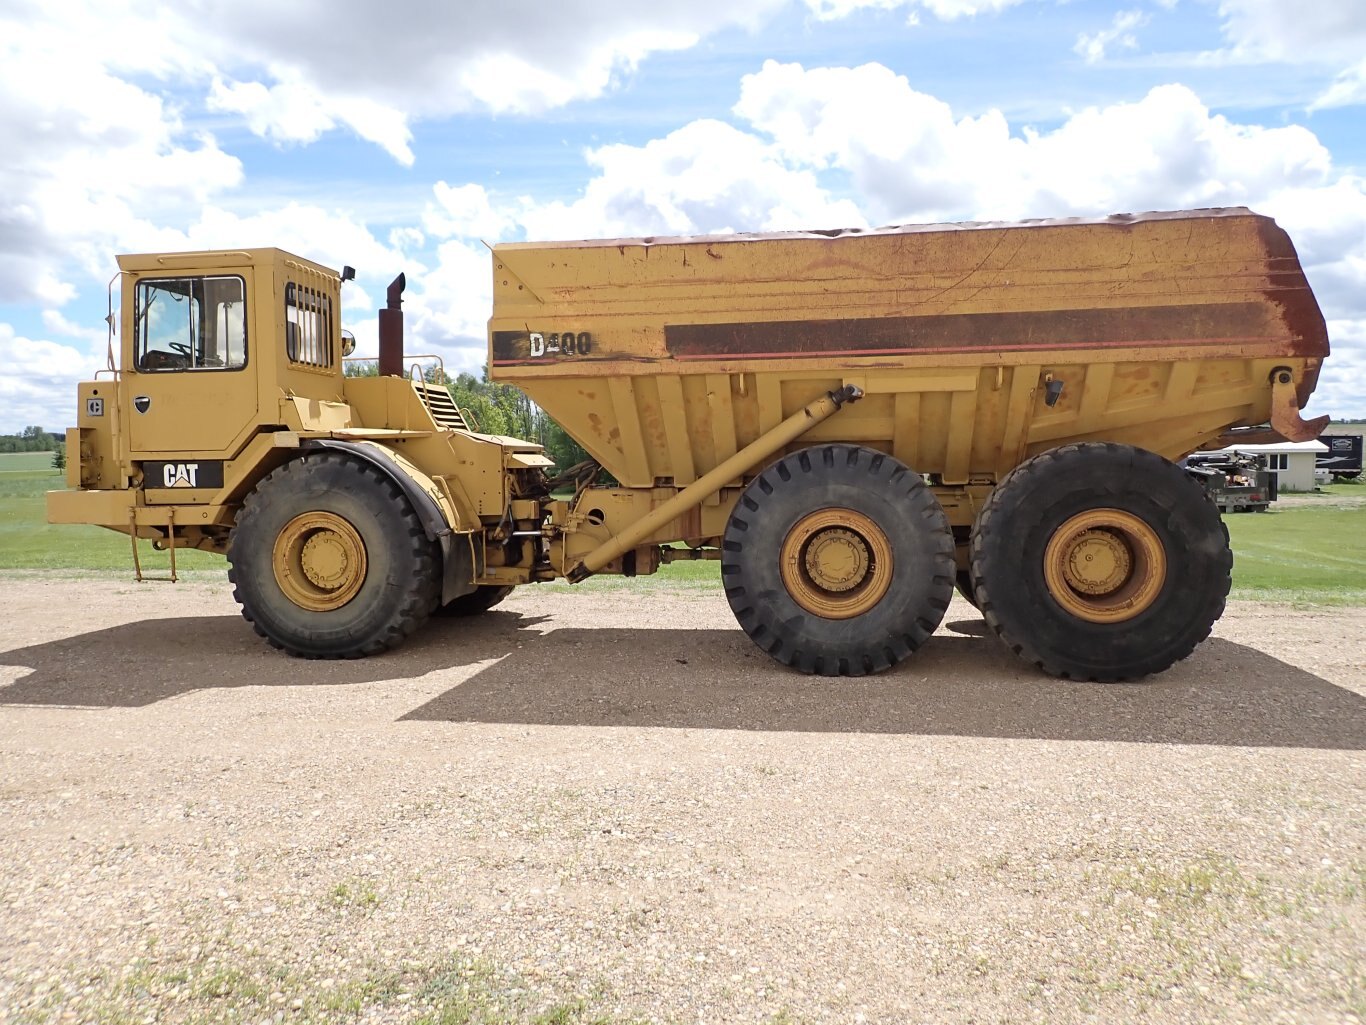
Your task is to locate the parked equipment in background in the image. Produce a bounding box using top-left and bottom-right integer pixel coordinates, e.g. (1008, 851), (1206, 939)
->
(1183, 451), (1277, 512)
(49, 208), (1331, 681)
(1317, 434), (1363, 481)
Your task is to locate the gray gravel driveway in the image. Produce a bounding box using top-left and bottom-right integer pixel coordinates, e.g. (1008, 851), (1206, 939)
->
(1, 577), (1362, 1024)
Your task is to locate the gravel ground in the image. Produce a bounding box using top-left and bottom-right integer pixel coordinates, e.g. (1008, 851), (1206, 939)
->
(1, 575), (1363, 1025)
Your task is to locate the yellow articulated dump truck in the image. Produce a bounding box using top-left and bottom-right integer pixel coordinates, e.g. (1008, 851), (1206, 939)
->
(48, 208), (1331, 680)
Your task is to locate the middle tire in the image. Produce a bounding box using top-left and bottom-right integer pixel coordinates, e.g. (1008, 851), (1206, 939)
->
(722, 444), (954, 676)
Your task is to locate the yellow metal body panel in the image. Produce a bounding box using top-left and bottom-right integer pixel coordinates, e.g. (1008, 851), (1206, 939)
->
(49, 249), (544, 583)
(490, 209), (1328, 489)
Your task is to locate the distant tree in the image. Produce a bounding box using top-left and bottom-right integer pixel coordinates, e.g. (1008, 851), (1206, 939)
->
(0, 429), (57, 453)
(342, 360), (379, 378)
(538, 414), (592, 472)
(52, 445), (66, 471)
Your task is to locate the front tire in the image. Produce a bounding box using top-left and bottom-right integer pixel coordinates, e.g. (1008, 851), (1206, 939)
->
(970, 443), (1231, 681)
(722, 444), (954, 676)
(227, 453), (442, 658)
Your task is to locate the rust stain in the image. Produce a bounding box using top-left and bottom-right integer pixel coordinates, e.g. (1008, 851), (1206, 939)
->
(1253, 217), (1330, 407)
(664, 303), (1275, 359)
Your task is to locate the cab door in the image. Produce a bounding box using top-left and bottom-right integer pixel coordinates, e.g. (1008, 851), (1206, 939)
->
(125, 271), (259, 456)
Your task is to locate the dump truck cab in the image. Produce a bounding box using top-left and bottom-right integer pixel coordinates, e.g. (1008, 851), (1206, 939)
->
(50, 248), (554, 652)
(57, 249), (350, 504)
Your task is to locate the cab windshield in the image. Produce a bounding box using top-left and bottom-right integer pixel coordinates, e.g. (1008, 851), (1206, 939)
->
(134, 276), (247, 372)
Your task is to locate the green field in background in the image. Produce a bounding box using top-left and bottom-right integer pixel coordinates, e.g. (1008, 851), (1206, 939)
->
(0, 451), (60, 473)
(0, 460), (221, 572)
(2, 462), (1362, 602)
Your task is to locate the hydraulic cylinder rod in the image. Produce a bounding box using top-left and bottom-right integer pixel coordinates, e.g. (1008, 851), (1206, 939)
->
(566, 384), (864, 582)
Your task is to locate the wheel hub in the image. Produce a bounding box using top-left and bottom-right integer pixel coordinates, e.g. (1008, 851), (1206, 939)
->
(1043, 509), (1166, 624)
(804, 528), (870, 592)
(272, 511), (368, 611)
(781, 509), (893, 619)
(300, 531), (353, 589)
(1061, 528), (1131, 595)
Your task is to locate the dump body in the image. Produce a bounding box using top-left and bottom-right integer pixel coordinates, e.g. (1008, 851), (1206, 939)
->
(490, 208), (1328, 490)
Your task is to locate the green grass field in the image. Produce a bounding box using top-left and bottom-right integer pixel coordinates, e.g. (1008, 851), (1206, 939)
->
(2, 457), (1361, 602)
(0, 454), (220, 572)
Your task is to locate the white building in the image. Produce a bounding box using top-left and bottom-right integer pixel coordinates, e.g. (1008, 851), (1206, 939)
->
(1208, 440), (1328, 493)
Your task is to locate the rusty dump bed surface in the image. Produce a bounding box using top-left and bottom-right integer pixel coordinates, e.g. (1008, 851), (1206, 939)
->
(489, 208), (1329, 487)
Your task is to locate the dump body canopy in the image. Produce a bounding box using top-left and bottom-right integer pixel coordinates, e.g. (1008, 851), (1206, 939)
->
(489, 208), (1329, 487)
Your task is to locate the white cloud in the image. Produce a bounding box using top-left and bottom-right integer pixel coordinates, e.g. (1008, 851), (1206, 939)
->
(1216, 0), (1366, 64)
(0, 10), (243, 307)
(41, 310), (108, 349)
(1311, 319), (1366, 419)
(207, 76), (416, 165)
(18, 0), (791, 163)
(424, 184), (516, 241)
(517, 119), (866, 241)
(735, 63), (1335, 223)
(1310, 57), (1366, 110)
(805, 0), (1026, 20)
(0, 324), (103, 433)
(1074, 10), (1150, 64)
(0, 0), (803, 314)
(1257, 178), (1366, 318)
(404, 241), (496, 380)
(174, 205), (401, 281)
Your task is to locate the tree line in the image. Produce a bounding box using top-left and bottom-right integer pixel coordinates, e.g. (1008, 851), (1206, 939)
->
(0, 426), (62, 453)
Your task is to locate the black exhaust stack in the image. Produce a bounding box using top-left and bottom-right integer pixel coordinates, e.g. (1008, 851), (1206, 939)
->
(378, 273), (406, 378)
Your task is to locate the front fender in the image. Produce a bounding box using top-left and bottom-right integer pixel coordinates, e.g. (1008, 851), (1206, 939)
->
(301, 439), (476, 603)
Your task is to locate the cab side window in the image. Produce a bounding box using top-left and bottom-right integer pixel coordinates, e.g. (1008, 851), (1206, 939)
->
(134, 276), (247, 372)
(285, 282), (334, 369)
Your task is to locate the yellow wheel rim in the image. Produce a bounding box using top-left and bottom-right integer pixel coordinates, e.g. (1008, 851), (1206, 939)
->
(1043, 508), (1166, 624)
(271, 511), (368, 612)
(780, 508), (893, 619)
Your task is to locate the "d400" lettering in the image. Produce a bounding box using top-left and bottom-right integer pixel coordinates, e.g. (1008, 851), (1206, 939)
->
(529, 331), (592, 357)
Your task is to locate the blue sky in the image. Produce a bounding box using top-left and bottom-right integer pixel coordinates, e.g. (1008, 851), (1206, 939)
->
(2, 0), (1364, 432)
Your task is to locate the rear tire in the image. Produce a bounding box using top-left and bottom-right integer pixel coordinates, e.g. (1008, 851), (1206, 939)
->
(227, 453), (442, 658)
(970, 443), (1230, 681)
(433, 585), (514, 617)
(722, 444), (954, 676)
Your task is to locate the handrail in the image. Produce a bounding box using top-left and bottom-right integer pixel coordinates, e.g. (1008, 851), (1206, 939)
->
(105, 271), (121, 372)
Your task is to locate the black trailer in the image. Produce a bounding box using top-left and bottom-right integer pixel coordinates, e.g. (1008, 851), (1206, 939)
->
(1317, 434), (1363, 480)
